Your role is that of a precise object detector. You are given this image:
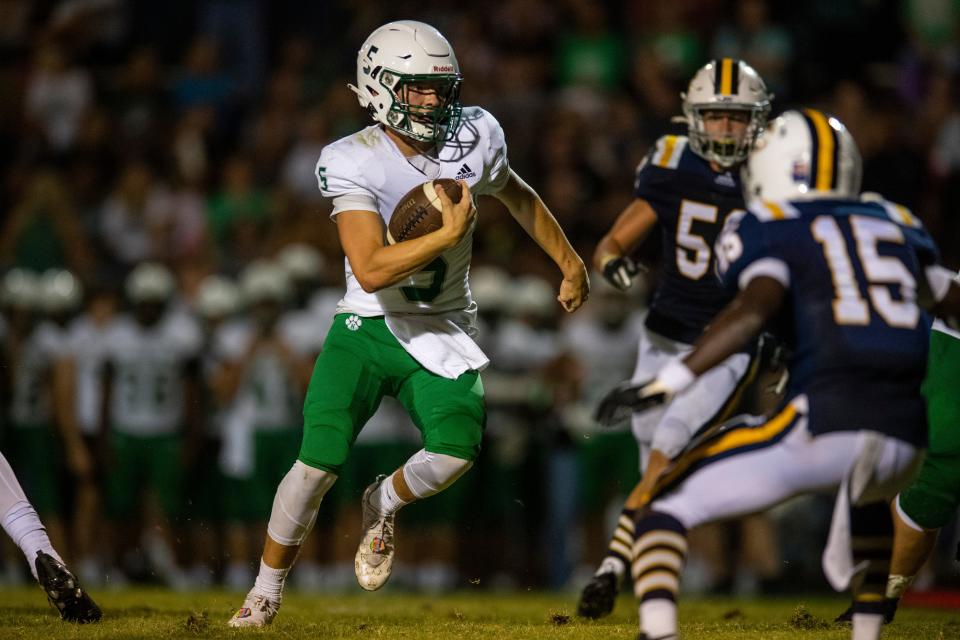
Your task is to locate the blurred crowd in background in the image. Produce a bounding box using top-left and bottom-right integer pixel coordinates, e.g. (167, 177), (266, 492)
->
(1, 0), (959, 593)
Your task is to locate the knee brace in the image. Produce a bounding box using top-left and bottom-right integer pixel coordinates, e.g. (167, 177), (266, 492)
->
(266, 461), (337, 547)
(402, 449), (472, 499)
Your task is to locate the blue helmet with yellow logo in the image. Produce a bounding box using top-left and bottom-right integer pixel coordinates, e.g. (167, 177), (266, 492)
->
(742, 109), (861, 205)
(682, 59), (771, 168)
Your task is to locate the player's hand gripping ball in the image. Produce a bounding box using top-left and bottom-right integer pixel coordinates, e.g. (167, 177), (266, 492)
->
(387, 178), (463, 244)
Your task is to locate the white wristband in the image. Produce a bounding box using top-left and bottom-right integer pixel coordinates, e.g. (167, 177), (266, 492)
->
(656, 359), (696, 395)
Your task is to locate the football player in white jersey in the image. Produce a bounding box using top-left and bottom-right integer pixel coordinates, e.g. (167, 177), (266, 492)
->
(0, 270), (100, 622)
(63, 284), (117, 585)
(215, 261), (315, 589)
(100, 263), (202, 587)
(187, 274), (242, 588)
(4, 270), (73, 557)
(228, 20), (588, 627)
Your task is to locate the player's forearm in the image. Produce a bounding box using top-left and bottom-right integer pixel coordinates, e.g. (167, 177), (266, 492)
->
(684, 302), (764, 375)
(594, 199), (657, 271)
(593, 235), (626, 272)
(510, 192), (583, 277)
(353, 229), (456, 292)
(683, 284), (779, 376)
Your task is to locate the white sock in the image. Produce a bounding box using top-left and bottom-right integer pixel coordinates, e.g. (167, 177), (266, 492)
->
(370, 473), (408, 516)
(640, 599), (678, 639)
(886, 574), (913, 599)
(253, 559), (290, 603)
(599, 556), (627, 579)
(852, 612), (884, 640)
(1, 501), (60, 580)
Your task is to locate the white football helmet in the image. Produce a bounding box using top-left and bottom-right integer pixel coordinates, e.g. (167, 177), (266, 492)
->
(682, 58), (771, 168)
(277, 243), (325, 281)
(507, 275), (556, 320)
(126, 262), (176, 303)
(240, 260), (292, 305)
(742, 109), (861, 204)
(195, 275), (241, 319)
(469, 265), (510, 314)
(1, 269), (40, 309)
(349, 20), (462, 143)
(40, 269), (83, 315)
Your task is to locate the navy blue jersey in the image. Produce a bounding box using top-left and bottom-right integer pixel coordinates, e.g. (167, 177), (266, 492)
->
(716, 198), (938, 445)
(634, 135), (745, 343)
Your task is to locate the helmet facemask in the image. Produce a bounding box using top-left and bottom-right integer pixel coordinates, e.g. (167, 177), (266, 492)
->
(378, 70), (462, 144)
(685, 103), (768, 168)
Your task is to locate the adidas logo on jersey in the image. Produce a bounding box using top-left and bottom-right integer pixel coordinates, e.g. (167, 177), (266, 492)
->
(455, 163), (476, 180)
(715, 172), (736, 187)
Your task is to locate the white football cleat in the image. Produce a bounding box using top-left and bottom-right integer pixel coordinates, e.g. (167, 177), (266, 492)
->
(354, 474), (395, 591)
(227, 591), (279, 628)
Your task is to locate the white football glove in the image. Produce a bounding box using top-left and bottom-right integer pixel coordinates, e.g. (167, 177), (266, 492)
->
(594, 360), (695, 427)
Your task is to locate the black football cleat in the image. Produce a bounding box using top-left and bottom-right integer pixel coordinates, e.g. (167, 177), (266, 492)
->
(833, 598), (898, 625)
(577, 571), (618, 619)
(35, 551), (102, 623)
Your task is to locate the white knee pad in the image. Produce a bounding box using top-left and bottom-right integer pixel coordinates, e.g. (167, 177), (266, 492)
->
(401, 449), (472, 499)
(266, 461), (337, 547)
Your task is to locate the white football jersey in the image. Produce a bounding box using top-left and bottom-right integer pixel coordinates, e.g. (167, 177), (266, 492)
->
(102, 312), (202, 436)
(316, 106), (510, 318)
(493, 319), (562, 372)
(9, 322), (67, 427)
(215, 314), (317, 432)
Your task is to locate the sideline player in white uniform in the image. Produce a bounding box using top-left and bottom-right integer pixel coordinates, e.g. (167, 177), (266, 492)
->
(0, 270), (100, 622)
(188, 274), (242, 587)
(100, 263), (202, 586)
(63, 283), (116, 584)
(215, 261), (316, 589)
(5, 270), (75, 556)
(229, 20), (588, 627)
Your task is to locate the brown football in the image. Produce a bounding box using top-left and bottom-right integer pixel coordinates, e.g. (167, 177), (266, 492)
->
(387, 178), (463, 244)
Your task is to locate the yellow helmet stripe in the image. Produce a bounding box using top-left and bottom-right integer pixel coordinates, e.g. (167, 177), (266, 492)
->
(803, 109), (838, 191)
(719, 58), (734, 95)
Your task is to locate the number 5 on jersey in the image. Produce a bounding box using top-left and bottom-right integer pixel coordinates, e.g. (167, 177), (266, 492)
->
(676, 200), (744, 280)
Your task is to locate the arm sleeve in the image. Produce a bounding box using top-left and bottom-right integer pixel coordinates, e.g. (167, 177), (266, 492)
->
(315, 146), (378, 218)
(714, 209), (789, 291)
(478, 109), (510, 194)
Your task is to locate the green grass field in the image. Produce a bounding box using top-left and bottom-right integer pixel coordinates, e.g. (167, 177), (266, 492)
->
(1, 588), (957, 639)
